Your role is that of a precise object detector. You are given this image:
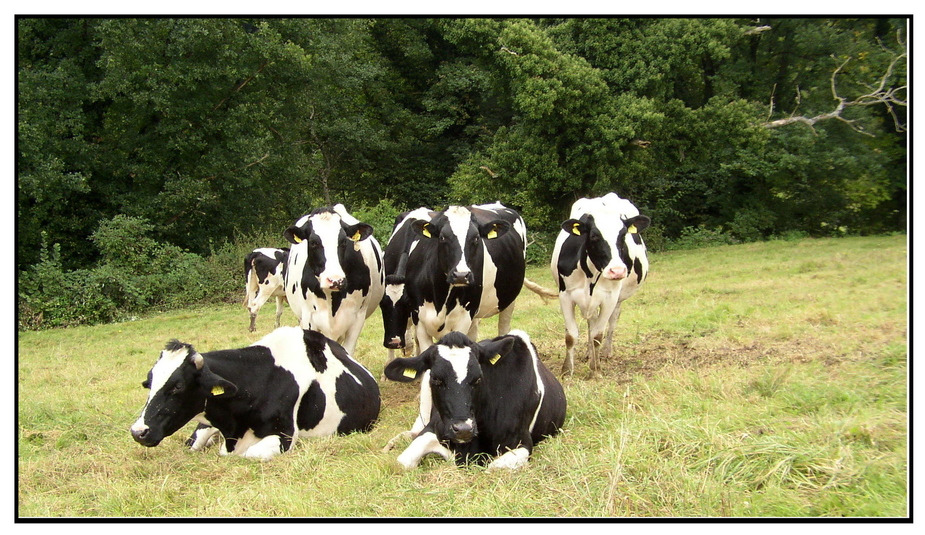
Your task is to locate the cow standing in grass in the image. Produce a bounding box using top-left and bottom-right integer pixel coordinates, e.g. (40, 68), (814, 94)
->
(244, 248), (289, 332)
(551, 193), (650, 375)
(284, 204), (385, 356)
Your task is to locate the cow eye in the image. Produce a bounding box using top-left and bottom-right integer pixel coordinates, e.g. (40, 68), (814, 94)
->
(170, 383), (184, 395)
(431, 377), (444, 387)
(471, 376), (481, 386)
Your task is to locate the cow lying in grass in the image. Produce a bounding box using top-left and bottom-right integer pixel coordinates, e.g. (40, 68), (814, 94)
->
(130, 327), (380, 461)
(383, 330), (566, 470)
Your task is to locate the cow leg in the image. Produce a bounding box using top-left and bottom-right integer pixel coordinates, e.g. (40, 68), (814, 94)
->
(382, 371), (433, 453)
(187, 423), (220, 451)
(487, 447), (531, 471)
(465, 319), (480, 342)
(274, 296), (284, 329)
(234, 431), (286, 462)
(402, 321), (416, 357)
(496, 305), (514, 336)
(588, 300), (620, 372)
(601, 301), (623, 359)
(559, 297), (580, 375)
(396, 431), (453, 470)
(248, 313), (257, 333)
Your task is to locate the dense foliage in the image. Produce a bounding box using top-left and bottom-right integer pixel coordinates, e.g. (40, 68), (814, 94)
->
(17, 17), (907, 328)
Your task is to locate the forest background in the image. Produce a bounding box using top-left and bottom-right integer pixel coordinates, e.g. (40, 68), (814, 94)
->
(16, 17), (908, 329)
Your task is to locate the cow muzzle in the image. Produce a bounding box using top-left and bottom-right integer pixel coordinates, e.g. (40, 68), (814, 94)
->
(449, 420), (476, 443)
(323, 276), (346, 291)
(130, 426), (162, 448)
(604, 266), (628, 280)
(450, 271), (473, 287)
(385, 336), (404, 350)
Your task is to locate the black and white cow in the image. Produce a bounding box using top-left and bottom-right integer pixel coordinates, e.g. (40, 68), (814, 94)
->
(383, 330), (566, 470)
(284, 204), (385, 356)
(551, 193), (650, 375)
(379, 202), (527, 356)
(130, 327), (380, 461)
(244, 248), (289, 332)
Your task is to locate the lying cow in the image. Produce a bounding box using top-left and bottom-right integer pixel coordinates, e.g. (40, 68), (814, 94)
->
(383, 330), (566, 470)
(130, 326), (381, 461)
(551, 192), (650, 374)
(284, 204), (385, 356)
(244, 248), (289, 332)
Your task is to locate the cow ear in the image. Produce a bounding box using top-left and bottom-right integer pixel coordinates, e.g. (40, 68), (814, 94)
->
(477, 336), (516, 366)
(481, 220), (511, 240)
(383, 353), (431, 383)
(345, 222), (374, 242)
(199, 368), (238, 398)
(284, 225), (304, 244)
(624, 215), (651, 234)
(411, 220), (435, 239)
(562, 219), (586, 237)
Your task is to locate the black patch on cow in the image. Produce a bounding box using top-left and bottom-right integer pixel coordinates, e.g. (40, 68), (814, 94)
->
(303, 330), (329, 373)
(297, 380), (325, 432)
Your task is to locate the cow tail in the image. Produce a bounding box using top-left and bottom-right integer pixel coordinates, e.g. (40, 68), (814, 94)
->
(523, 278), (558, 303)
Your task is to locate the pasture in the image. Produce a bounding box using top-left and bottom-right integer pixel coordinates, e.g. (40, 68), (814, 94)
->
(17, 235), (908, 518)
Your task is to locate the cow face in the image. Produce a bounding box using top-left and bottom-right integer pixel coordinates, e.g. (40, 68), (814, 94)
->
(384, 332), (515, 444)
(130, 341), (237, 448)
(412, 207), (510, 287)
(562, 213), (650, 281)
(381, 274), (412, 349)
(284, 210), (374, 292)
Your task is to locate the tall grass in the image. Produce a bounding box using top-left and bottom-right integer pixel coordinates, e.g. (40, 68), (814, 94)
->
(17, 235), (908, 518)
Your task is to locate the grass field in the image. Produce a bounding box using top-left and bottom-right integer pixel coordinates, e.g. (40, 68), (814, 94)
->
(16, 234), (908, 519)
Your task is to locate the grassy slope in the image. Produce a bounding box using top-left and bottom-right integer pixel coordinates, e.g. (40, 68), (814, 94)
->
(17, 235), (908, 518)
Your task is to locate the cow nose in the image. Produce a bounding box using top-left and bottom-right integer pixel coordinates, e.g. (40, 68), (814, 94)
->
(451, 421), (474, 443)
(451, 271), (471, 286)
(605, 266), (627, 280)
(385, 336), (404, 350)
(325, 276), (345, 290)
(131, 427), (150, 444)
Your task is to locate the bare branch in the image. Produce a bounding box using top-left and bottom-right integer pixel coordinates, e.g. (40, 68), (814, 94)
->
(763, 36), (906, 134)
(744, 25), (772, 36)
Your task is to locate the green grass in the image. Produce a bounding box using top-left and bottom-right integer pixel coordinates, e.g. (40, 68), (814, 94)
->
(17, 234), (908, 518)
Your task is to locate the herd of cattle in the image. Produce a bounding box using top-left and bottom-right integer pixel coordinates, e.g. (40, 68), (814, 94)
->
(130, 193), (650, 469)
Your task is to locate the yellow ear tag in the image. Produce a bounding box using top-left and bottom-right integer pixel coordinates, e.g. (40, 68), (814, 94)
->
(487, 228), (498, 240)
(488, 354), (501, 365)
(628, 225), (638, 234)
(211, 385), (225, 396)
(403, 368), (417, 379)
(572, 223), (582, 236)
(351, 231), (362, 242)
(293, 235), (303, 244)
(422, 226), (432, 238)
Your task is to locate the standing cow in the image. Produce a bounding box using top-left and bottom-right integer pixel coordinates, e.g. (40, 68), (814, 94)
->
(383, 330), (566, 470)
(284, 204), (385, 356)
(130, 327), (381, 461)
(244, 248), (289, 332)
(551, 192), (650, 375)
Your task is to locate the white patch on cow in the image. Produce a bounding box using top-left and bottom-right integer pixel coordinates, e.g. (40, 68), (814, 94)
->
(294, 214), (312, 228)
(445, 206), (474, 277)
(397, 431), (453, 469)
(486, 447), (530, 470)
(232, 430), (283, 461)
(436, 344), (473, 385)
(245, 249), (287, 316)
(131, 345), (194, 434)
(385, 282), (406, 305)
(311, 212), (348, 287)
(476, 239), (501, 316)
(417, 300), (472, 343)
(508, 330), (546, 434)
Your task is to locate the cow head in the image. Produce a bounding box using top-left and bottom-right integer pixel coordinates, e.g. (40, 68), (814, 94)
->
(381, 272), (412, 349)
(384, 331), (515, 444)
(284, 209), (374, 292)
(130, 341), (237, 448)
(562, 213), (650, 281)
(411, 206), (510, 287)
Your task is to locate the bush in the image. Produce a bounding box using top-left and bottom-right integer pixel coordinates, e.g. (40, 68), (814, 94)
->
(668, 225), (739, 250)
